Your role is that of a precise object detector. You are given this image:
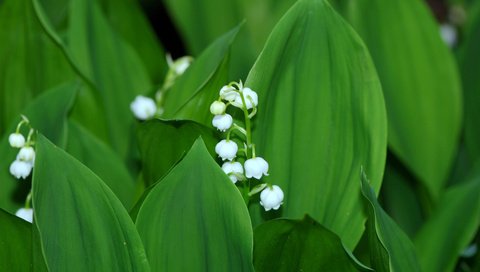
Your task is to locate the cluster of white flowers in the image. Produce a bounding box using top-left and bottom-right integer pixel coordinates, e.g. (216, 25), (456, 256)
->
(8, 117), (36, 180)
(130, 54), (193, 120)
(210, 81), (284, 211)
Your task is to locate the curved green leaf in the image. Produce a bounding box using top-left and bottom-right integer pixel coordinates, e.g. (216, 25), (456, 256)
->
(459, 4), (480, 162)
(0, 0), (74, 137)
(361, 171), (420, 272)
(66, 121), (135, 209)
(33, 0), (152, 158)
(345, 0), (462, 199)
(0, 208), (33, 271)
(0, 82), (78, 213)
(162, 24), (240, 125)
(32, 134), (150, 271)
(135, 138), (254, 271)
(413, 166), (480, 272)
(246, 0), (387, 249)
(253, 216), (370, 272)
(137, 119), (218, 187)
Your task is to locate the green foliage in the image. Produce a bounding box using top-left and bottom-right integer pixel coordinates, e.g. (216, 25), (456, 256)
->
(0, 83), (78, 213)
(33, 134), (150, 271)
(253, 216), (369, 271)
(344, 0), (463, 200)
(361, 171), (421, 272)
(0, 0), (478, 270)
(246, 0), (387, 249)
(135, 138), (254, 271)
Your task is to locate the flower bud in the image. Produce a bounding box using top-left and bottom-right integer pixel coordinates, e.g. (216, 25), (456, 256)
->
(8, 133), (25, 148)
(260, 185), (284, 211)
(9, 160), (33, 179)
(212, 114), (233, 132)
(15, 208), (33, 223)
(244, 157), (269, 179)
(231, 87), (258, 110)
(219, 85), (239, 102)
(440, 23), (457, 48)
(210, 101), (226, 115)
(130, 95), (157, 120)
(17, 146), (35, 163)
(222, 161), (244, 183)
(215, 140), (238, 161)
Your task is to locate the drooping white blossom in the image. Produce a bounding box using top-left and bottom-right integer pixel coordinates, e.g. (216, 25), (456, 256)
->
(215, 140), (238, 161)
(15, 208), (33, 223)
(222, 161), (244, 183)
(17, 146), (35, 163)
(260, 185), (284, 211)
(244, 157), (269, 179)
(212, 114), (233, 132)
(440, 23), (457, 48)
(219, 85), (239, 102)
(9, 160), (33, 179)
(231, 87), (258, 110)
(130, 95), (157, 120)
(8, 133), (25, 148)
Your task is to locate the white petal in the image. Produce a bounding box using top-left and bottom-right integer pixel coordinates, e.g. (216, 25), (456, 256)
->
(130, 96), (157, 120)
(15, 208), (33, 223)
(8, 133), (25, 148)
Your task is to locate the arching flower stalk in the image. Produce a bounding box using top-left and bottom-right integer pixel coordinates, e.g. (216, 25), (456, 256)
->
(210, 81), (284, 211)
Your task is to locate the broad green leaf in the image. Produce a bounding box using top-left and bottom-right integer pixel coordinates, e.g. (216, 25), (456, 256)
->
(459, 4), (480, 162)
(253, 216), (370, 271)
(162, 24), (241, 125)
(0, 0), (74, 137)
(0, 83), (78, 213)
(0, 208), (32, 271)
(345, 0), (462, 200)
(98, 0), (168, 83)
(67, 0), (152, 158)
(135, 138), (254, 271)
(137, 119), (218, 187)
(66, 121), (135, 209)
(246, 0), (387, 249)
(32, 134), (150, 271)
(413, 166), (480, 272)
(361, 171), (421, 272)
(380, 162), (424, 238)
(33, 0), (152, 158)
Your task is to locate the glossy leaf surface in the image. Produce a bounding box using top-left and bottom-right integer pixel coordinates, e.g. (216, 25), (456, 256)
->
(33, 135), (150, 271)
(135, 138), (254, 271)
(246, 0), (387, 249)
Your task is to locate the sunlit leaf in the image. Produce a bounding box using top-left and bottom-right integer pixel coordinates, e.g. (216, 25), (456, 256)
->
(345, 0), (462, 200)
(135, 138), (254, 271)
(33, 134), (150, 271)
(246, 0), (387, 249)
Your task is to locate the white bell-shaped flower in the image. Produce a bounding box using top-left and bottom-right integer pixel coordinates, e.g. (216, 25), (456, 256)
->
(222, 161), (244, 183)
(231, 87), (258, 110)
(17, 146), (35, 163)
(219, 85), (239, 102)
(15, 208), (33, 223)
(260, 185), (284, 211)
(130, 95), (157, 120)
(215, 140), (238, 161)
(440, 23), (457, 48)
(210, 101), (226, 115)
(8, 133), (25, 148)
(244, 157), (269, 179)
(212, 114), (233, 132)
(9, 160), (33, 179)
